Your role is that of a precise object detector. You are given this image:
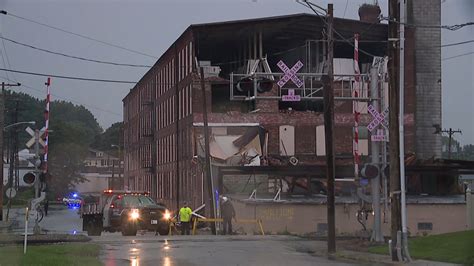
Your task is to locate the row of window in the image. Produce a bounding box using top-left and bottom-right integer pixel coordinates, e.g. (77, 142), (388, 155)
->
(84, 159), (120, 167)
(124, 41), (193, 122)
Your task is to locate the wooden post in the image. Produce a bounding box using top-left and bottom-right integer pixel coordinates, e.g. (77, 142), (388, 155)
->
(324, 3), (336, 254)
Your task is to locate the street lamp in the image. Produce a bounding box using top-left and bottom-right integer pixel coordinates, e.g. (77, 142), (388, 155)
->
(3, 121), (36, 131)
(110, 144), (122, 190)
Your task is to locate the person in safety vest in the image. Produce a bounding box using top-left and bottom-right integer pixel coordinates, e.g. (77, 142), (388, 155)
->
(179, 201), (192, 235)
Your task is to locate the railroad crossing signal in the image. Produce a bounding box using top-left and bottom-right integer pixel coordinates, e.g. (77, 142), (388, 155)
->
(25, 127), (46, 148)
(367, 104), (389, 142)
(277, 60), (304, 88)
(367, 105), (389, 132)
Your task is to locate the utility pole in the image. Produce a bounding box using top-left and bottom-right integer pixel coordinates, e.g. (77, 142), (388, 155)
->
(323, 3), (336, 254)
(442, 128), (462, 159)
(388, 0), (402, 261)
(200, 68), (216, 234)
(0, 81), (21, 222)
(111, 159), (115, 190)
(5, 101), (19, 220)
(398, 0), (411, 261)
(370, 67), (383, 242)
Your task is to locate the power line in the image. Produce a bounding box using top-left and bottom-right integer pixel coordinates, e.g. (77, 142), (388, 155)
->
(0, 33), (20, 83)
(382, 17), (474, 31)
(0, 75), (122, 117)
(442, 51), (474, 61)
(342, 0), (349, 18)
(441, 40), (474, 48)
(1, 10), (158, 59)
(0, 36), (153, 68)
(0, 39), (10, 81)
(0, 68), (137, 84)
(300, 1), (379, 58)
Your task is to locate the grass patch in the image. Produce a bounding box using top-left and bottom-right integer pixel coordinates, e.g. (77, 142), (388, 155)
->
(0, 243), (102, 266)
(369, 230), (474, 265)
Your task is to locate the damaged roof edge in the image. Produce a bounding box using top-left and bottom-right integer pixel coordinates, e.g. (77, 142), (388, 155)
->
(189, 12), (387, 29)
(193, 123), (260, 127)
(124, 13), (388, 102)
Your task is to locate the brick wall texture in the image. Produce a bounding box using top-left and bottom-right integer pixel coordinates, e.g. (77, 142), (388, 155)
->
(409, 0), (442, 159)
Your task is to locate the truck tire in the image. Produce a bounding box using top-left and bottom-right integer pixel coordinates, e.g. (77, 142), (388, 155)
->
(86, 216), (102, 236)
(157, 226), (169, 236)
(82, 216), (89, 232)
(121, 221), (137, 236)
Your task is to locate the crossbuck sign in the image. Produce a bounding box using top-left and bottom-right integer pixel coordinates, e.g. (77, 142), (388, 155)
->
(277, 60), (304, 88)
(367, 105), (389, 142)
(25, 126), (46, 148)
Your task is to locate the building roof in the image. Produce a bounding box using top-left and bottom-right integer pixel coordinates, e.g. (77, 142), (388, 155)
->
(124, 13), (388, 102)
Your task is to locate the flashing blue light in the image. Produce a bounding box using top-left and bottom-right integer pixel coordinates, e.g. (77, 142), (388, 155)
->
(72, 193), (78, 198)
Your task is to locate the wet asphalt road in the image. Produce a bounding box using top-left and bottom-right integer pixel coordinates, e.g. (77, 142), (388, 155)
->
(94, 234), (355, 266)
(8, 206), (356, 265)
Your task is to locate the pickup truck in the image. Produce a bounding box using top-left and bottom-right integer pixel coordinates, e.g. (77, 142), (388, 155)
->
(81, 190), (171, 236)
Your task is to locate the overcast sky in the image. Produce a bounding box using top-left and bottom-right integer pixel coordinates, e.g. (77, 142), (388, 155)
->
(0, 0), (472, 144)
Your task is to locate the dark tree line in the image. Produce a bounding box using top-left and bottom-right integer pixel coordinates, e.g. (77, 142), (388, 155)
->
(4, 91), (121, 196)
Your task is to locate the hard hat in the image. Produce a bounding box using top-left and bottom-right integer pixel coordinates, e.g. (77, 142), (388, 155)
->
(222, 196), (228, 202)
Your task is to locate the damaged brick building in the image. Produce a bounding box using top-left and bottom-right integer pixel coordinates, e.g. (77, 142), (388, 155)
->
(122, 11), (447, 216)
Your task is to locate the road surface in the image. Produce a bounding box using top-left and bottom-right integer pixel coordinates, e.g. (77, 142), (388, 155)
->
(94, 234), (356, 266)
(8, 206), (359, 265)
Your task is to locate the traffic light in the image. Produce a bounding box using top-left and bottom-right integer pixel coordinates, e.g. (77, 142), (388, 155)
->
(360, 164), (379, 179)
(23, 172), (36, 186)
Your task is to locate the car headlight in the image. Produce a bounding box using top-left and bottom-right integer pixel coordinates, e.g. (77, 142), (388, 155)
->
(129, 209), (140, 220)
(163, 210), (171, 220)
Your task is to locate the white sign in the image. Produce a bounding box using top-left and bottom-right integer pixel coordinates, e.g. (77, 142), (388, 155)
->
(6, 187), (17, 199)
(371, 129), (389, 142)
(277, 60), (304, 88)
(25, 127), (46, 148)
(282, 89), (301, 102)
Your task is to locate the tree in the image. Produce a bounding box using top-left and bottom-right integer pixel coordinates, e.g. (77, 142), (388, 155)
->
(4, 91), (102, 196)
(460, 144), (474, 160)
(92, 122), (123, 156)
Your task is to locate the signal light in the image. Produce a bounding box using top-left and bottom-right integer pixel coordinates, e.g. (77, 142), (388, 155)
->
(23, 172), (36, 186)
(257, 77), (274, 93)
(360, 164), (379, 179)
(235, 77), (275, 94)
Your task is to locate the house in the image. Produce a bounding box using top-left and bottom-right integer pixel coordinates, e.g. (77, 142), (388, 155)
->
(75, 149), (123, 195)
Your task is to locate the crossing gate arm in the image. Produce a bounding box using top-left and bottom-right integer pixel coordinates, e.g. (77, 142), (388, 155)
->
(192, 218), (265, 235)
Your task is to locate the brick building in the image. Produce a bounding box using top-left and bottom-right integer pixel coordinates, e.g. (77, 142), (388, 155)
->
(123, 13), (424, 211)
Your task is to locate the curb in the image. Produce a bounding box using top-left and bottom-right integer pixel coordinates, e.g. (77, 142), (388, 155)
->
(0, 234), (91, 245)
